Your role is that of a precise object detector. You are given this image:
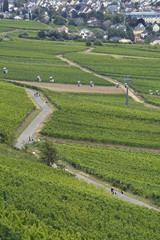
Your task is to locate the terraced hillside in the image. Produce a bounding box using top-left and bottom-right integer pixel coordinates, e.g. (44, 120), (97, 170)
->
(0, 81), (34, 144)
(41, 90), (160, 149)
(64, 48), (160, 93)
(0, 19), (47, 31)
(0, 38), (112, 86)
(1, 144), (160, 239)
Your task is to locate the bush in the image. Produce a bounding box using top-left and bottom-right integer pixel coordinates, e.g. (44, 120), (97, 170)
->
(39, 139), (59, 166)
(86, 40), (92, 46)
(94, 39), (103, 46)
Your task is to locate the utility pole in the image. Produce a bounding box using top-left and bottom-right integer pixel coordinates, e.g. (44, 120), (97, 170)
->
(123, 75), (132, 106)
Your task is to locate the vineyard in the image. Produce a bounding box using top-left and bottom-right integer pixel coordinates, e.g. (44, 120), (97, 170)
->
(93, 43), (160, 58)
(0, 38), (112, 85)
(64, 52), (160, 93)
(1, 144), (160, 239)
(41, 90), (160, 149)
(0, 81), (34, 143)
(56, 142), (160, 206)
(1, 35), (160, 239)
(0, 26), (13, 33)
(0, 19), (47, 31)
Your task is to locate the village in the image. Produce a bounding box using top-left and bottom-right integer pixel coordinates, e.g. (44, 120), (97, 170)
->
(0, 0), (160, 44)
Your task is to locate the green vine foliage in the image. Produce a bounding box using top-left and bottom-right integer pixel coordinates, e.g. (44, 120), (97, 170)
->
(1, 144), (160, 239)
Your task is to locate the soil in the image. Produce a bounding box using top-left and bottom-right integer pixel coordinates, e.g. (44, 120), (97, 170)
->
(9, 81), (124, 94)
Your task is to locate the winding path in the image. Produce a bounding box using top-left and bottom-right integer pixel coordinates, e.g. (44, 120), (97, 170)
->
(73, 172), (160, 211)
(14, 78), (159, 211)
(15, 89), (51, 148)
(56, 52), (143, 104)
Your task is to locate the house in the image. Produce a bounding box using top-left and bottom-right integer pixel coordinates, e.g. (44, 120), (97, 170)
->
(116, 24), (127, 32)
(152, 23), (160, 32)
(133, 23), (145, 35)
(134, 35), (144, 43)
(14, 16), (22, 20)
(119, 38), (132, 43)
(79, 28), (92, 39)
(56, 26), (68, 33)
(103, 30), (108, 40)
(140, 30), (148, 38)
(109, 37), (123, 41)
(126, 11), (160, 24)
(150, 37), (160, 45)
(107, 5), (118, 14)
(87, 17), (101, 27)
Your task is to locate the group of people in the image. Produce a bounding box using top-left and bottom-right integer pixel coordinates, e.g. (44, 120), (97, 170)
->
(29, 136), (34, 142)
(34, 92), (40, 97)
(37, 76), (54, 83)
(77, 81), (94, 87)
(111, 188), (124, 196)
(149, 90), (160, 96)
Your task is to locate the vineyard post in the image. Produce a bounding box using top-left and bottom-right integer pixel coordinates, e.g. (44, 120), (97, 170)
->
(123, 75), (132, 106)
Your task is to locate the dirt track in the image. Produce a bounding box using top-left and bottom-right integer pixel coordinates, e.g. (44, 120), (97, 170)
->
(10, 81), (124, 94)
(57, 55), (143, 103)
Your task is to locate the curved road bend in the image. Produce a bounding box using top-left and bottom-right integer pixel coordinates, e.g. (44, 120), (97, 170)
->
(15, 89), (51, 148)
(57, 55), (143, 104)
(15, 89), (160, 211)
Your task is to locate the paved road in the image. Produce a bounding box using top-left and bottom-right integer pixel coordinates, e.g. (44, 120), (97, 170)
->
(15, 88), (160, 212)
(15, 89), (51, 148)
(66, 169), (160, 212)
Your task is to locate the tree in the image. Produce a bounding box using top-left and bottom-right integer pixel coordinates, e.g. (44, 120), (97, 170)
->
(102, 20), (112, 30)
(37, 30), (46, 39)
(68, 18), (77, 26)
(94, 39), (103, 46)
(108, 27), (126, 39)
(86, 40), (92, 46)
(93, 28), (105, 39)
(54, 16), (66, 25)
(3, 0), (8, 12)
(39, 139), (59, 166)
(113, 14), (124, 24)
(71, 10), (78, 18)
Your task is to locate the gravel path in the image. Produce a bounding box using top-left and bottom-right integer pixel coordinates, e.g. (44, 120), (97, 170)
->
(11, 81), (124, 94)
(57, 54), (143, 104)
(66, 169), (160, 212)
(15, 89), (51, 148)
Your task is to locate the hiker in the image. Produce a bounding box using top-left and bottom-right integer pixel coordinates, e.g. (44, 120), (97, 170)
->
(3, 67), (8, 74)
(111, 188), (114, 194)
(116, 83), (120, 88)
(29, 136), (31, 142)
(50, 76), (54, 83)
(78, 81), (81, 87)
(90, 81), (94, 87)
(37, 76), (41, 82)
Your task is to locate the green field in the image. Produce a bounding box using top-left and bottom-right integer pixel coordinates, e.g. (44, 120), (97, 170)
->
(1, 144), (160, 239)
(64, 52), (160, 93)
(0, 19), (47, 31)
(56, 142), (160, 206)
(0, 81), (34, 143)
(41, 90), (160, 149)
(93, 43), (160, 58)
(0, 38), (112, 85)
(0, 26), (13, 33)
